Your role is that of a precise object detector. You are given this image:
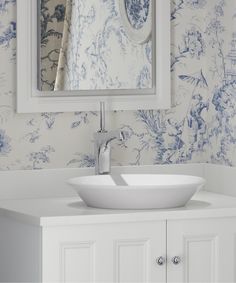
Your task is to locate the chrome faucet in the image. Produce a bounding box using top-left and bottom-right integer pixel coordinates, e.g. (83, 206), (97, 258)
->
(94, 102), (126, 175)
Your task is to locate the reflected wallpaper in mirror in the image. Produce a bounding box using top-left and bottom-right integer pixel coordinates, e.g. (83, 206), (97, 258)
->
(125, 0), (150, 30)
(38, 0), (153, 92)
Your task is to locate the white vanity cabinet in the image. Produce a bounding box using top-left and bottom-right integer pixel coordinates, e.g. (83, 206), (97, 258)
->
(42, 221), (167, 283)
(1, 190), (236, 283)
(41, 217), (236, 283)
(167, 218), (236, 283)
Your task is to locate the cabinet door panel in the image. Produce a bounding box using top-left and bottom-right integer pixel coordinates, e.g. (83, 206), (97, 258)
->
(61, 242), (95, 283)
(42, 226), (104, 283)
(167, 218), (236, 283)
(114, 239), (148, 283)
(42, 221), (166, 283)
(183, 235), (218, 282)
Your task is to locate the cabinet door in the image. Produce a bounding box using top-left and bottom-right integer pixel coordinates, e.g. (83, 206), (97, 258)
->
(42, 221), (166, 283)
(167, 218), (236, 283)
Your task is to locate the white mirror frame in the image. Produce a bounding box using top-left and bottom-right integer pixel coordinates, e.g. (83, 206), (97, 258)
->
(17, 0), (170, 113)
(119, 0), (152, 44)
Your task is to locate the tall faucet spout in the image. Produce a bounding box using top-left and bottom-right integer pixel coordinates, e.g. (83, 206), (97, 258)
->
(99, 101), (106, 132)
(94, 102), (127, 175)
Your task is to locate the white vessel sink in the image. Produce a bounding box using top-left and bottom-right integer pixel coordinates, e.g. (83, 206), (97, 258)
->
(68, 174), (206, 210)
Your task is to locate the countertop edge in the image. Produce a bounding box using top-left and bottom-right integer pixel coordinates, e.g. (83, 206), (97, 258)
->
(1, 191), (236, 227)
(39, 206), (236, 227)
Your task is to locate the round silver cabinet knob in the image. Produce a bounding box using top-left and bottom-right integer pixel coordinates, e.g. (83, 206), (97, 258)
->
(172, 256), (181, 265)
(156, 256), (166, 266)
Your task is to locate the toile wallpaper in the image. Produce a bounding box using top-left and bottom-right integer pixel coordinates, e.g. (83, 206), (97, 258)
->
(0, 0), (236, 170)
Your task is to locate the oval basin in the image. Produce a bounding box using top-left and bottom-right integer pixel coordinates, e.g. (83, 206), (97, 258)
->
(68, 174), (206, 210)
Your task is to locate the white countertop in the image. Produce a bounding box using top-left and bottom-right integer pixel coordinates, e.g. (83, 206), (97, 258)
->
(1, 164), (236, 227)
(1, 191), (236, 227)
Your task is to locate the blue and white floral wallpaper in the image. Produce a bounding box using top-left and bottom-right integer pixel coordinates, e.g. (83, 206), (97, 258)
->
(0, 0), (236, 170)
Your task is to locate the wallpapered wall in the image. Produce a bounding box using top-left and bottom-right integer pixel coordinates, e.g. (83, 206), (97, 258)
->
(0, 0), (235, 170)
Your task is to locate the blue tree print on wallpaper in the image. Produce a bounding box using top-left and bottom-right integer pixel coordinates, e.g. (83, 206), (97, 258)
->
(171, 0), (206, 72)
(179, 71), (209, 142)
(206, 0), (226, 80)
(171, 28), (205, 72)
(133, 110), (185, 165)
(171, 0), (184, 21)
(206, 0), (236, 166)
(171, 0), (206, 21)
(122, 69), (209, 166)
(187, 94), (208, 146)
(210, 82), (236, 166)
(0, 129), (11, 155)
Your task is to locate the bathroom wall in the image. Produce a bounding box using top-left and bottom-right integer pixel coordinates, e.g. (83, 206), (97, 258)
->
(0, 0), (234, 170)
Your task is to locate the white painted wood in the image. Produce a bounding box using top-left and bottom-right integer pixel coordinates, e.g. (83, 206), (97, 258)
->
(16, 0), (171, 113)
(61, 242), (95, 283)
(0, 214), (41, 282)
(42, 221), (166, 283)
(167, 218), (236, 283)
(114, 239), (149, 282)
(1, 189), (236, 283)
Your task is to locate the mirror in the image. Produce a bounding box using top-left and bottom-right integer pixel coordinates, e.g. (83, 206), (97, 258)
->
(38, 0), (153, 92)
(17, 0), (170, 113)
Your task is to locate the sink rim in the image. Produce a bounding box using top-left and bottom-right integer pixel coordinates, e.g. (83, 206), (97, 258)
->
(68, 174), (206, 190)
(67, 174), (206, 210)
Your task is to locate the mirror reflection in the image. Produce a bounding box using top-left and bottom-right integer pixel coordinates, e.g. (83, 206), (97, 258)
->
(125, 0), (150, 29)
(38, 0), (153, 92)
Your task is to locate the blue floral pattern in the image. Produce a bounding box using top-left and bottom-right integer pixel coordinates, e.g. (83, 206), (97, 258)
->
(125, 0), (150, 29)
(0, 21), (16, 47)
(1, 0), (236, 170)
(0, 129), (11, 155)
(28, 146), (55, 170)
